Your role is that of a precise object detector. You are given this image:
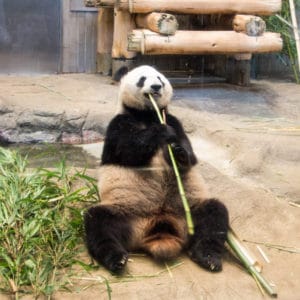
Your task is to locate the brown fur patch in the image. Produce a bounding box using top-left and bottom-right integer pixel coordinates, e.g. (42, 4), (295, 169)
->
(142, 236), (183, 260)
(130, 214), (187, 260)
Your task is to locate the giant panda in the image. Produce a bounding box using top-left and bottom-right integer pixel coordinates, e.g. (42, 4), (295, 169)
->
(84, 65), (229, 274)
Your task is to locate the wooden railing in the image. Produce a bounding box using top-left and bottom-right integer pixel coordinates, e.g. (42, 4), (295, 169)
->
(85, 0), (283, 85)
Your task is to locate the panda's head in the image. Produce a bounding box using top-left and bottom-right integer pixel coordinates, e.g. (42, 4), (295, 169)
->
(116, 65), (173, 111)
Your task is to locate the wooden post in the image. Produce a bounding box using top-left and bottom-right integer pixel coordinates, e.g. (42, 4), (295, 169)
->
(136, 13), (178, 35)
(97, 8), (114, 75)
(226, 54), (252, 86)
(112, 9), (136, 58)
(112, 9), (136, 76)
(95, 0), (281, 15)
(128, 30), (283, 55)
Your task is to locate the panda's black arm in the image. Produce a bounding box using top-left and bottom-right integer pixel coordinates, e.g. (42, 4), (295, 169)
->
(164, 114), (197, 168)
(101, 114), (173, 166)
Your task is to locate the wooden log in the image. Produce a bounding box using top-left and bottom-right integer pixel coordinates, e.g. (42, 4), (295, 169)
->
(96, 0), (281, 15)
(136, 13), (178, 35)
(232, 15), (266, 36)
(128, 30), (283, 55)
(112, 9), (136, 59)
(207, 14), (266, 36)
(97, 8), (114, 74)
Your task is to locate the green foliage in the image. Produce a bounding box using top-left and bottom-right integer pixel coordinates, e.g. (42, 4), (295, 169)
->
(0, 147), (99, 299)
(264, 0), (300, 83)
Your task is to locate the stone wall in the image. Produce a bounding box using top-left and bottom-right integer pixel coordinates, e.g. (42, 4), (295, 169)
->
(0, 104), (107, 144)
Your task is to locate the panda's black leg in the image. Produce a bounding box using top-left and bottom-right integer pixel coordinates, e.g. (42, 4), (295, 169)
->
(84, 206), (132, 274)
(188, 199), (229, 272)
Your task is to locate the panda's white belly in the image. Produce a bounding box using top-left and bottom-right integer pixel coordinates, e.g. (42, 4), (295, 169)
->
(97, 149), (173, 213)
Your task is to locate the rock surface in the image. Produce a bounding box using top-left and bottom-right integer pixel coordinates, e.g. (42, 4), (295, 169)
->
(0, 74), (116, 144)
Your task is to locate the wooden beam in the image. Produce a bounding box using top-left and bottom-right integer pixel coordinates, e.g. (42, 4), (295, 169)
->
(128, 30), (283, 55)
(96, 0), (281, 15)
(136, 13), (178, 35)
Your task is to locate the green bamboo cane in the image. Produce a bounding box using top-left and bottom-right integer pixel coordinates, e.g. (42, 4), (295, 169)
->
(227, 230), (277, 298)
(148, 94), (194, 235)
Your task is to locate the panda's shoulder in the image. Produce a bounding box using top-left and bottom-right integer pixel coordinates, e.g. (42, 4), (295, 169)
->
(166, 113), (184, 128)
(110, 114), (134, 124)
(107, 113), (137, 130)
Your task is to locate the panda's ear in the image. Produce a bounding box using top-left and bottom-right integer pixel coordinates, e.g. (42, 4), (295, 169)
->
(113, 66), (129, 82)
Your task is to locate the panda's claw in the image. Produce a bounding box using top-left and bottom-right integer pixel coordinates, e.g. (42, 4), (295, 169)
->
(189, 251), (223, 272)
(105, 252), (128, 274)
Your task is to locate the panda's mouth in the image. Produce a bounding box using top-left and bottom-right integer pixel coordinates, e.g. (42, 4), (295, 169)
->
(144, 92), (161, 100)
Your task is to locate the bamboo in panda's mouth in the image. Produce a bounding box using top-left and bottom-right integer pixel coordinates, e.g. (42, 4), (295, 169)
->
(145, 92), (161, 100)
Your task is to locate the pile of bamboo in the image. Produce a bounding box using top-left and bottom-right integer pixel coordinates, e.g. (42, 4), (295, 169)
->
(85, 0), (283, 78)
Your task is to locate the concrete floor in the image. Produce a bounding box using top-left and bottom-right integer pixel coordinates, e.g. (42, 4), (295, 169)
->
(0, 74), (300, 299)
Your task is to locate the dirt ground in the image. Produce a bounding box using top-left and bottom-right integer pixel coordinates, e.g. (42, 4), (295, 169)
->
(1, 75), (300, 299)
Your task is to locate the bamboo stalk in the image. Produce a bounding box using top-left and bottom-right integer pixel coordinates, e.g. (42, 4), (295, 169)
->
(148, 94), (194, 235)
(227, 230), (277, 298)
(228, 228), (263, 272)
(288, 0), (300, 73)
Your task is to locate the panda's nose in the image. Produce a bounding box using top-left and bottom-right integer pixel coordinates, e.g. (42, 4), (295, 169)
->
(150, 84), (162, 92)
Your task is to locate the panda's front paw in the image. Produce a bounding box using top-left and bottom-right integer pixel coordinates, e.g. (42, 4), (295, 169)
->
(189, 250), (223, 272)
(160, 125), (177, 143)
(171, 144), (189, 165)
(103, 251), (128, 274)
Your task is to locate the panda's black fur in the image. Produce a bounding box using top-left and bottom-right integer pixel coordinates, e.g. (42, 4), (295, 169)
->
(84, 65), (229, 274)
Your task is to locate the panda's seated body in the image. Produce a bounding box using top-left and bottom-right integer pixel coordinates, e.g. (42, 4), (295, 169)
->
(84, 65), (229, 273)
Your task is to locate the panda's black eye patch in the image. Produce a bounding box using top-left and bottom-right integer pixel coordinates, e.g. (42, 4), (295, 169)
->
(157, 76), (165, 87)
(136, 76), (147, 88)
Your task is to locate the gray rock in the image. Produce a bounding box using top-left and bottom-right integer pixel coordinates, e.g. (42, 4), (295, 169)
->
(17, 110), (62, 130)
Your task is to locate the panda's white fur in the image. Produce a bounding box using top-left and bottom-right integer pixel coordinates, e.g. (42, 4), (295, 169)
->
(84, 65), (229, 274)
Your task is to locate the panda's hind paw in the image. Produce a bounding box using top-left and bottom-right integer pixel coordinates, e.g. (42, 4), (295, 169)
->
(190, 251), (223, 272)
(104, 251), (128, 274)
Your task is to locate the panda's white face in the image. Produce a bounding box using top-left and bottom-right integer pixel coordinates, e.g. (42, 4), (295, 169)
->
(118, 66), (173, 111)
